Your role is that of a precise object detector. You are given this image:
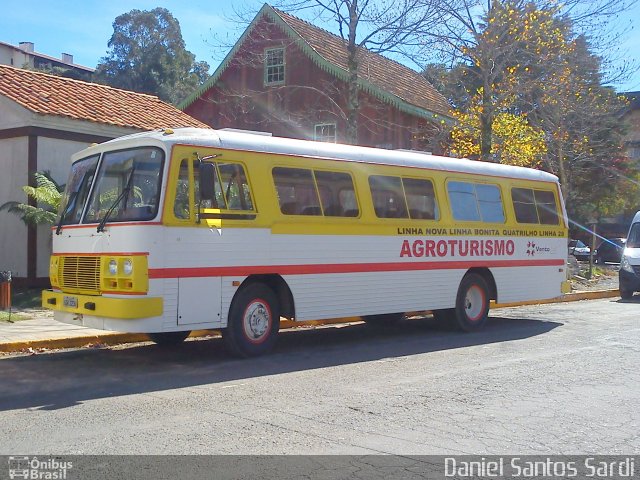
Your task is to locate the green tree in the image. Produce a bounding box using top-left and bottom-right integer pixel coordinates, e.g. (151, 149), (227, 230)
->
(0, 172), (63, 226)
(94, 7), (210, 105)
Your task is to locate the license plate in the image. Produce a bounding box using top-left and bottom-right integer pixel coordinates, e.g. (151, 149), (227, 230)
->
(63, 295), (78, 308)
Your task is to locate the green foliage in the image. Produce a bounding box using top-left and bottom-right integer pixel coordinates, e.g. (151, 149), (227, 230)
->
(25, 64), (94, 82)
(94, 7), (210, 105)
(0, 172), (63, 226)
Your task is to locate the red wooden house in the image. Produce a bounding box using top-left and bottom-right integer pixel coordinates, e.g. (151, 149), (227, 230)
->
(181, 4), (453, 153)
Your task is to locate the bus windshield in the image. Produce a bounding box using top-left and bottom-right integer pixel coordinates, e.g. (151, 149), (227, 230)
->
(58, 147), (164, 226)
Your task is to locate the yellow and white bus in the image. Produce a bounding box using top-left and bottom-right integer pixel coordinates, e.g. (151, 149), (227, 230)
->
(43, 128), (569, 356)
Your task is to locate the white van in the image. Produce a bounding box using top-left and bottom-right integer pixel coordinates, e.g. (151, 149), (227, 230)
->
(620, 211), (640, 298)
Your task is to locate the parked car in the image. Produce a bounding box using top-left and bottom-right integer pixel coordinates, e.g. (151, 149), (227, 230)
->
(594, 237), (626, 264)
(568, 239), (591, 261)
(620, 212), (640, 299)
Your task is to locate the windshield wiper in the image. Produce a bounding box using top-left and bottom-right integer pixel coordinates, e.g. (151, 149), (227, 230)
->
(55, 191), (78, 235)
(97, 167), (135, 233)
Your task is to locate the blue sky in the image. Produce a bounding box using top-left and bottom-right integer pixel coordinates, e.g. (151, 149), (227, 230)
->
(1, 0), (638, 92)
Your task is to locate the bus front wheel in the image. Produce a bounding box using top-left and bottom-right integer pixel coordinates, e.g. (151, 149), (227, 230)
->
(223, 283), (280, 357)
(453, 273), (490, 331)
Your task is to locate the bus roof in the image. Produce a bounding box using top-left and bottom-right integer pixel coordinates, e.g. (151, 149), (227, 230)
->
(89, 127), (559, 184)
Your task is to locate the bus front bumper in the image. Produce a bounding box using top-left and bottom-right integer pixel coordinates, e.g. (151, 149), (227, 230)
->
(42, 290), (163, 319)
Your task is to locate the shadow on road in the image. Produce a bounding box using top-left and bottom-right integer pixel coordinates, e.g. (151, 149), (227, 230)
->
(0, 315), (561, 412)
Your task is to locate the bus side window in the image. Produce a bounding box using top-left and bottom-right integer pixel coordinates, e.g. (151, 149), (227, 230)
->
(512, 187), (538, 223)
(339, 189), (359, 217)
(218, 162), (254, 211)
(512, 188), (559, 225)
(534, 190), (559, 225)
(369, 175), (409, 219)
(448, 181), (480, 221)
(448, 181), (505, 223)
(314, 170), (359, 217)
(197, 162), (224, 209)
(476, 184), (505, 223)
(174, 159), (191, 219)
(402, 177), (438, 220)
(273, 167), (321, 215)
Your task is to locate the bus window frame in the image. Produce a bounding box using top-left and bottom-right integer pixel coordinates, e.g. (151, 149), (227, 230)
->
(401, 176), (440, 221)
(167, 153), (257, 224)
(446, 178), (506, 224)
(511, 185), (561, 226)
(312, 168), (361, 218)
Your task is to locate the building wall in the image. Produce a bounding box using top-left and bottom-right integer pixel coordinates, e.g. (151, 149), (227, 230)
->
(184, 17), (442, 153)
(623, 108), (640, 160)
(0, 44), (31, 69)
(0, 96), (137, 284)
(0, 137), (29, 277)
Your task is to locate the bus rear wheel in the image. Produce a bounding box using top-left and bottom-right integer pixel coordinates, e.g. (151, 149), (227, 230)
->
(223, 283), (280, 357)
(453, 273), (490, 331)
(147, 331), (191, 345)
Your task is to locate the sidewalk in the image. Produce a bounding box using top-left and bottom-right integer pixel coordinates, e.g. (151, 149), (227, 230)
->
(0, 289), (620, 353)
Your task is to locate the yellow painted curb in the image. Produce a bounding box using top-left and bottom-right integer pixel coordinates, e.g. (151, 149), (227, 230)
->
(493, 289), (619, 308)
(0, 290), (619, 353)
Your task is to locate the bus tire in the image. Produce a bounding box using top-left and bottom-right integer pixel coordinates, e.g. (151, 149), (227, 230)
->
(453, 273), (490, 332)
(147, 331), (191, 345)
(620, 287), (633, 300)
(362, 312), (403, 326)
(223, 283), (280, 357)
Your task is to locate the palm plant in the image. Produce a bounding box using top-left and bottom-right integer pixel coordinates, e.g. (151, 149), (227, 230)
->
(0, 172), (63, 226)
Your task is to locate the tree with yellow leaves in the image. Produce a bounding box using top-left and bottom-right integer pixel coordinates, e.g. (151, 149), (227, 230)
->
(422, 0), (635, 223)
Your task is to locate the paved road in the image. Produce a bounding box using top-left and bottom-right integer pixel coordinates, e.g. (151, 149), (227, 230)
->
(0, 297), (638, 455)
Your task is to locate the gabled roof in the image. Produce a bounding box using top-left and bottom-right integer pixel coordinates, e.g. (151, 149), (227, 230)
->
(180, 4), (453, 122)
(0, 64), (209, 131)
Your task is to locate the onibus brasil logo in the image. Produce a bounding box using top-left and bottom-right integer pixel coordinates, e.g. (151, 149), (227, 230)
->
(8, 456), (73, 479)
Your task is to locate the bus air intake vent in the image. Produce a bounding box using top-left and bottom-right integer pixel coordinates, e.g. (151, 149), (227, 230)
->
(58, 256), (101, 294)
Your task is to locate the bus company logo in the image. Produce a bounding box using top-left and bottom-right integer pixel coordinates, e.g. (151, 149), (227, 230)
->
(8, 456), (73, 479)
(526, 241), (551, 256)
(526, 241), (536, 256)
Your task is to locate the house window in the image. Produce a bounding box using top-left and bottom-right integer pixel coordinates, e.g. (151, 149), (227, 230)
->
(264, 48), (285, 85)
(314, 123), (337, 143)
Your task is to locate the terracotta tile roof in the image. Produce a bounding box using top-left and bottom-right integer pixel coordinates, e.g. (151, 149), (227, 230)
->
(272, 7), (452, 119)
(0, 65), (209, 130)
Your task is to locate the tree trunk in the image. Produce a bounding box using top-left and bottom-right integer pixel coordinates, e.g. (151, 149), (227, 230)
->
(479, 81), (493, 162)
(557, 138), (568, 202)
(345, 1), (359, 145)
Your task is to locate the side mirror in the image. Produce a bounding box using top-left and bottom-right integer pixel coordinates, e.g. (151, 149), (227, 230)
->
(199, 163), (216, 201)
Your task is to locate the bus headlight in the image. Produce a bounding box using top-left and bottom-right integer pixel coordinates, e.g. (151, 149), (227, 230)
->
(109, 258), (118, 275)
(123, 258), (133, 276)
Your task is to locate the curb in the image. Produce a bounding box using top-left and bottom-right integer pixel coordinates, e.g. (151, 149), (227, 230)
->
(0, 289), (620, 353)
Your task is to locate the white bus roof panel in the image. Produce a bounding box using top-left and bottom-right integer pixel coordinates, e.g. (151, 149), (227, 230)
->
(86, 127), (559, 184)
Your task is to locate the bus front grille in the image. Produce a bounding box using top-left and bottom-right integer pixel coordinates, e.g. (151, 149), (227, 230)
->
(58, 256), (101, 294)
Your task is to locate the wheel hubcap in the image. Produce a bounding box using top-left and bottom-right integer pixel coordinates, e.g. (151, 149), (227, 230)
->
(243, 300), (270, 342)
(465, 285), (485, 321)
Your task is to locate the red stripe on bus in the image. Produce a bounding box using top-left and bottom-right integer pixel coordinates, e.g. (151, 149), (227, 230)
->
(148, 259), (564, 279)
